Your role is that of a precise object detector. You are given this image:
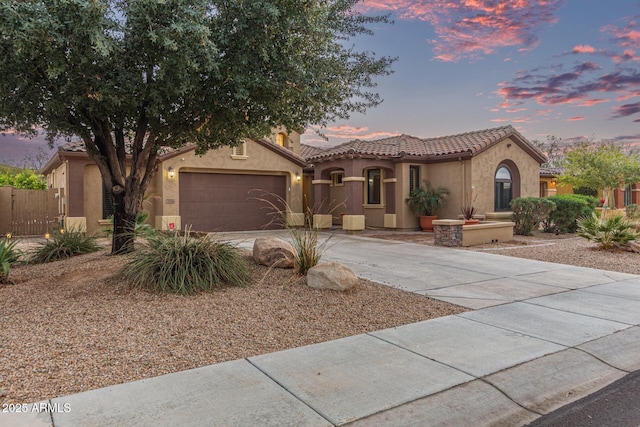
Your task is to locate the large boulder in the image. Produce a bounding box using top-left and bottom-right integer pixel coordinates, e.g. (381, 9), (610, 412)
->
(307, 262), (358, 291)
(253, 237), (295, 268)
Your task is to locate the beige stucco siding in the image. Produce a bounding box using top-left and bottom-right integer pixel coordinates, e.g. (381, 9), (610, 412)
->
(424, 159), (471, 220)
(472, 137), (541, 214)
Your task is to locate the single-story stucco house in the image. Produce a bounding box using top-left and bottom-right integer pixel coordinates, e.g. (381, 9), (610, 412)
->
(41, 130), (306, 235)
(41, 124), (548, 234)
(302, 125), (547, 231)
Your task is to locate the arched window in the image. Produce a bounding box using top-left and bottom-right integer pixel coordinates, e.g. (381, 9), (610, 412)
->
(495, 165), (513, 211)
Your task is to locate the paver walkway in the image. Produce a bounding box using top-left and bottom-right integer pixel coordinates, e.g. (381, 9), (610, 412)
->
(4, 232), (640, 426)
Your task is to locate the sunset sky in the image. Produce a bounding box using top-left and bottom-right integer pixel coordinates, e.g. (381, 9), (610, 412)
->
(1, 0), (639, 165)
(303, 0), (640, 148)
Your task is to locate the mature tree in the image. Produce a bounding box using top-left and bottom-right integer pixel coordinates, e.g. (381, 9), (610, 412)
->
(557, 141), (640, 217)
(0, 0), (394, 253)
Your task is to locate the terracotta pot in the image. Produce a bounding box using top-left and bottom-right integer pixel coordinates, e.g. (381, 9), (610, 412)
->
(464, 219), (480, 225)
(419, 215), (437, 232)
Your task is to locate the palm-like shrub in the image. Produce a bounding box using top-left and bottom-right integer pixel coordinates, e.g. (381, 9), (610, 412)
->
(117, 231), (250, 294)
(0, 237), (21, 282)
(577, 213), (638, 249)
(30, 229), (101, 263)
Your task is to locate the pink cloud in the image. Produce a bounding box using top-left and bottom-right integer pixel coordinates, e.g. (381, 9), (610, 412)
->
(490, 118), (510, 123)
(603, 17), (640, 49)
(567, 116), (585, 121)
(572, 44), (597, 54)
(358, 0), (564, 62)
(579, 98), (610, 107)
(303, 125), (399, 144)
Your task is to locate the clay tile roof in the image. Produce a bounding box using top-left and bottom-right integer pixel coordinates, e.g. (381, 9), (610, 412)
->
(59, 141), (87, 152)
(540, 166), (563, 177)
(306, 125), (547, 163)
(300, 144), (326, 159)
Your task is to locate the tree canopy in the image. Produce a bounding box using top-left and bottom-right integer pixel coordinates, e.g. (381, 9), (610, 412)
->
(0, 170), (47, 190)
(557, 141), (640, 213)
(0, 0), (395, 252)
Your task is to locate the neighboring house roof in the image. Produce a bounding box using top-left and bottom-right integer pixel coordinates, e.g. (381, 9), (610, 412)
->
(306, 125), (547, 164)
(540, 166), (563, 177)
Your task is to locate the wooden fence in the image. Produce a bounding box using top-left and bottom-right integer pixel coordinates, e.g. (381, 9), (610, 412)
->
(0, 187), (62, 236)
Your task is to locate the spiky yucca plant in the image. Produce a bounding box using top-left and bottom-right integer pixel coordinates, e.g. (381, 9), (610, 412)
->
(0, 237), (21, 282)
(577, 213), (638, 249)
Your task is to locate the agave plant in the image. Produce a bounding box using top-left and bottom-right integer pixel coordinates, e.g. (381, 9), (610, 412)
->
(0, 236), (21, 282)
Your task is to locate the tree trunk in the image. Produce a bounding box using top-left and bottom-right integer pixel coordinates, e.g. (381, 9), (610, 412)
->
(111, 190), (138, 254)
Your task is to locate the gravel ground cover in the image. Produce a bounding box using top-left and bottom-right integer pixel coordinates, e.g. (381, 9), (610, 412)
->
(0, 246), (464, 404)
(2, 230), (638, 405)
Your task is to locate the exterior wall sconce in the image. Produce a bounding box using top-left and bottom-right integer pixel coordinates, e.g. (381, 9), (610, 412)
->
(296, 172), (301, 182)
(168, 166), (175, 178)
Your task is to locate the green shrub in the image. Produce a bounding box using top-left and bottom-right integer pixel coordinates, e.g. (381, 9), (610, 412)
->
(0, 237), (21, 282)
(577, 213), (638, 249)
(510, 197), (556, 236)
(30, 229), (101, 263)
(574, 187), (598, 197)
(626, 204), (640, 220)
(117, 231), (250, 295)
(542, 194), (598, 234)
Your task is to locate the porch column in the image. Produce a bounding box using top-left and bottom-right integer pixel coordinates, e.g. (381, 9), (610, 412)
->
(613, 188), (624, 209)
(312, 176), (332, 229)
(383, 177), (397, 228)
(342, 176), (365, 231)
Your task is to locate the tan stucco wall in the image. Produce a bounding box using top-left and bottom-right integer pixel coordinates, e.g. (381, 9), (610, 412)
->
(472, 137), (541, 214)
(155, 139), (304, 220)
(424, 160), (471, 221)
(265, 129), (301, 155)
(83, 165), (104, 234)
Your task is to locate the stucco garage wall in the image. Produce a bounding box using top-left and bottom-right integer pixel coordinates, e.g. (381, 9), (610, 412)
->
(156, 141), (304, 225)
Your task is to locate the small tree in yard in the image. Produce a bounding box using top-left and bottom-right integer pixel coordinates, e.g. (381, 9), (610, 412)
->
(0, 0), (394, 254)
(557, 141), (640, 218)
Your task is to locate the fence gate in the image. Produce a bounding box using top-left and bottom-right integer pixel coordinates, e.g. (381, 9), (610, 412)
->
(0, 187), (61, 236)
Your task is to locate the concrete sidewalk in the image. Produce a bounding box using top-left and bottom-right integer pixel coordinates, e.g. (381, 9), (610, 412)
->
(4, 232), (640, 426)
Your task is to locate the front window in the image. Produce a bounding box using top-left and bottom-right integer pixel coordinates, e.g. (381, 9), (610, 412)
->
(367, 169), (382, 205)
(103, 183), (114, 220)
(409, 165), (420, 194)
(494, 166), (512, 211)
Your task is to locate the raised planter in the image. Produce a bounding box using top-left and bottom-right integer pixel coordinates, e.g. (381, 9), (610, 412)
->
(462, 221), (514, 247)
(433, 220), (515, 247)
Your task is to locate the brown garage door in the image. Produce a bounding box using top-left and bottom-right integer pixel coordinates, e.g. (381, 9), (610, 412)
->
(179, 172), (287, 232)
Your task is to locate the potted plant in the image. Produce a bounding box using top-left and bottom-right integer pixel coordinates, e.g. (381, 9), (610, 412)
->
(406, 181), (450, 231)
(461, 192), (479, 225)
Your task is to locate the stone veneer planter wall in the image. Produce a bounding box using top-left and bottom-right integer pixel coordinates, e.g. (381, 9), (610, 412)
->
(434, 219), (515, 247)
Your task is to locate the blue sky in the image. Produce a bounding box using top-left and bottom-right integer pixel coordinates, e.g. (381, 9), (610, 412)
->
(303, 0), (640, 148)
(2, 0), (639, 165)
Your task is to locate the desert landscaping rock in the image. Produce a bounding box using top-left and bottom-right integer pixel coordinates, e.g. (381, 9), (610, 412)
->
(252, 237), (295, 268)
(0, 246), (463, 405)
(307, 262), (358, 291)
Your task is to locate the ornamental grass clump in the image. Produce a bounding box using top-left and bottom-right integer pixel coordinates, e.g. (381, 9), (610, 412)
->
(289, 216), (331, 275)
(577, 212), (638, 250)
(30, 228), (101, 263)
(117, 231), (250, 295)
